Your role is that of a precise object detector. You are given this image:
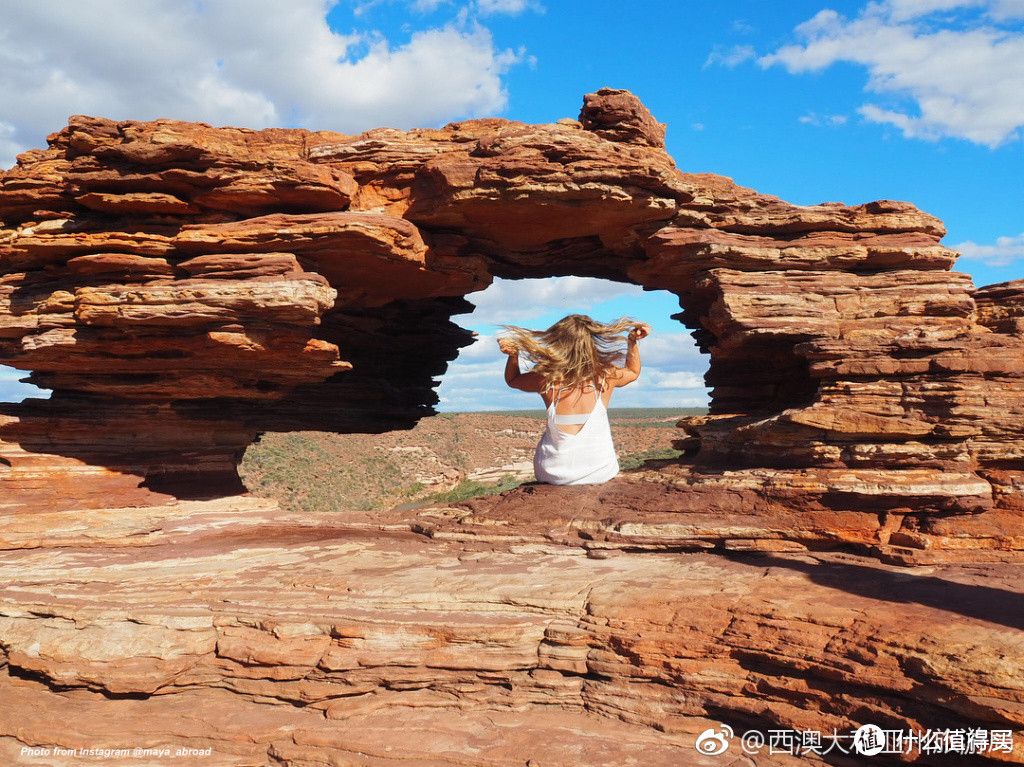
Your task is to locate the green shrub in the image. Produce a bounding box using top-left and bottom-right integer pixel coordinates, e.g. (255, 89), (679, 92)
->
(618, 447), (684, 470)
(426, 474), (522, 504)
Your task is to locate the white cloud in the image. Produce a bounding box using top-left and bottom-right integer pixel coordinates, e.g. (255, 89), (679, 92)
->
(450, 332), (501, 362)
(639, 332), (706, 371)
(954, 233), (1024, 266)
(620, 392), (709, 408)
(0, 122), (24, 170)
(760, 1), (1024, 147)
(437, 385), (539, 411)
(986, 0), (1024, 18)
(464, 276), (646, 324)
(886, 0), (1024, 20)
(799, 112), (849, 127)
(411, 0), (450, 11)
(616, 362), (710, 408)
(476, 0), (539, 15)
(615, 391), (709, 408)
(704, 44), (757, 68)
(0, 0), (524, 169)
(644, 371), (705, 390)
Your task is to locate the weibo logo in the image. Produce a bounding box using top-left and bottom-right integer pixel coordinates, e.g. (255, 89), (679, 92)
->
(694, 724), (734, 755)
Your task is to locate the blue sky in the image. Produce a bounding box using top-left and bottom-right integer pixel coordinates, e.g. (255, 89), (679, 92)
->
(1, 0), (1022, 409)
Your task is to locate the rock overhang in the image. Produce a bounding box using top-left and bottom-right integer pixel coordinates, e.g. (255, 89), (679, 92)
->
(0, 88), (1022, 766)
(0, 88), (1021, 535)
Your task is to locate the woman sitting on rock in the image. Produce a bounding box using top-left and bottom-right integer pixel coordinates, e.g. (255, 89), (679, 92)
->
(498, 314), (650, 486)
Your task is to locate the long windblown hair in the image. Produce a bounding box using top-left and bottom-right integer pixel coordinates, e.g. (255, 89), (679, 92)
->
(500, 314), (636, 390)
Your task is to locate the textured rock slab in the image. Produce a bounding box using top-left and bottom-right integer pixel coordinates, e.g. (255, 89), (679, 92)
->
(414, 469), (1022, 565)
(0, 491), (1021, 765)
(1, 90), (1023, 566)
(579, 87), (668, 148)
(634, 228), (959, 292)
(976, 279), (1024, 335)
(0, 685), (805, 767)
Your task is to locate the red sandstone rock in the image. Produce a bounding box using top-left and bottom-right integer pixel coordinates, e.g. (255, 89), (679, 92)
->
(1, 89), (1024, 765)
(0, 496), (1020, 764)
(579, 87), (668, 148)
(976, 278), (1024, 335)
(0, 87), (1021, 534)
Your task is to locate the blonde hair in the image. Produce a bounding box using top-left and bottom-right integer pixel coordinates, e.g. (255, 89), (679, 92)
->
(500, 314), (636, 390)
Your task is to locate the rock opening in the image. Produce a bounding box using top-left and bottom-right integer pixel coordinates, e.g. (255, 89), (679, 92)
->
(0, 88), (1021, 527)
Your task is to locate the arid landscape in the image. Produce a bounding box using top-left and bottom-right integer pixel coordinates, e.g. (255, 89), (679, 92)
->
(240, 408), (699, 511)
(0, 89), (1021, 765)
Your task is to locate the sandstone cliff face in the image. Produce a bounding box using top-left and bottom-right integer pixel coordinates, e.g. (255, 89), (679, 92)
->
(1, 90), (1023, 765)
(2, 89), (1022, 535)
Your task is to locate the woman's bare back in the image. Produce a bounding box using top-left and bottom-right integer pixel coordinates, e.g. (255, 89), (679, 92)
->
(541, 378), (614, 434)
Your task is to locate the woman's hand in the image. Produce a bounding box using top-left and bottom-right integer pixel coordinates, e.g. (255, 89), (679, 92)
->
(628, 323), (651, 342)
(498, 338), (519, 356)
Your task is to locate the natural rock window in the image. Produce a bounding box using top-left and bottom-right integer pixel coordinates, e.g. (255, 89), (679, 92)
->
(0, 88), (1021, 536)
(0, 91), (1022, 764)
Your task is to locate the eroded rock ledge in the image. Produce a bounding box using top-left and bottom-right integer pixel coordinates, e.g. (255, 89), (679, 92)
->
(1, 494), (1022, 766)
(0, 90), (1023, 764)
(2, 88), (1024, 520)
(2, 87), (1022, 523)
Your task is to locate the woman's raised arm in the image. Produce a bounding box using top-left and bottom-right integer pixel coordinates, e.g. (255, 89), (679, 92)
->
(498, 338), (543, 392)
(610, 322), (650, 388)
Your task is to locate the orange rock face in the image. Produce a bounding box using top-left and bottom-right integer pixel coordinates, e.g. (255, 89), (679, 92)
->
(0, 495), (1021, 765)
(1, 88), (1021, 527)
(0, 89), (1022, 764)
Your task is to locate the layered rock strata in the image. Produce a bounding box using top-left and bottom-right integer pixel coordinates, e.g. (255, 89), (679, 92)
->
(0, 495), (1020, 766)
(1, 88), (1023, 526)
(1, 90), (1024, 765)
(976, 279), (1024, 335)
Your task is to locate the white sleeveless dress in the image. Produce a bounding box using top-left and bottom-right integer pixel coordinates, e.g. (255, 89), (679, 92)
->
(533, 382), (619, 485)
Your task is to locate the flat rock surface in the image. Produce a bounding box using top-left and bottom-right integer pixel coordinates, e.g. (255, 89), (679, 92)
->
(0, 487), (1021, 765)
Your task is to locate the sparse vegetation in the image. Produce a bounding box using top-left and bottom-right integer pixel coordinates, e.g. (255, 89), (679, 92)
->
(240, 432), (407, 512)
(239, 409), (701, 512)
(425, 474), (522, 504)
(619, 446), (685, 470)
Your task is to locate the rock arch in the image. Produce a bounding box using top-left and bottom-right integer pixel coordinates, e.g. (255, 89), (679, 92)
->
(1, 89), (1022, 537)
